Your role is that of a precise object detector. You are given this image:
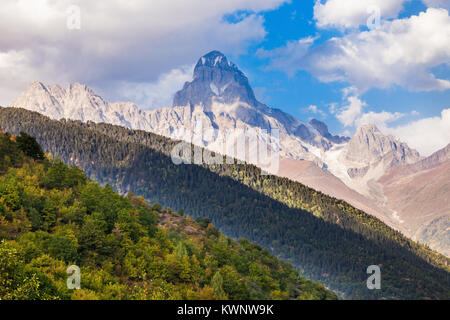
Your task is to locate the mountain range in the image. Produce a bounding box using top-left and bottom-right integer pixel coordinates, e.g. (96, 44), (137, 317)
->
(9, 50), (450, 257)
(1, 106), (449, 300)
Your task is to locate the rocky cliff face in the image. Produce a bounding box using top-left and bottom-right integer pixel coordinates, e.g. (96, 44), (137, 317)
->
(11, 81), (138, 127)
(342, 124), (422, 167)
(309, 119), (349, 145)
(173, 51), (260, 109)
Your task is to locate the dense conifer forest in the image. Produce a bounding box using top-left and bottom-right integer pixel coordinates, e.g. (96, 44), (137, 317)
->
(1, 107), (449, 299)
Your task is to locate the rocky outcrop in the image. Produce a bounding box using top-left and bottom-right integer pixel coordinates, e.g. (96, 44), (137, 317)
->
(342, 124), (422, 167)
(173, 50), (260, 109)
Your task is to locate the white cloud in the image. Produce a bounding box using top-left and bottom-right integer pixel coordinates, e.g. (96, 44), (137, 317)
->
(328, 102), (338, 114)
(0, 0), (287, 106)
(337, 95), (367, 126)
(256, 36), (317, 76)
(313, 0), (410, 29)
(263, 8), (450, 93)
(307, 105), (319, 113)
(336, 90), (405, 128)
(356, 110), (404, 128)
(115, 65), (194, 109)
(423, 0), (450, 10)
(384, 108), (450, 156)
(304, 104), (326, 117)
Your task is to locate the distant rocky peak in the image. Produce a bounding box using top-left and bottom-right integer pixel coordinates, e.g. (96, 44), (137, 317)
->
(344, 123), (422, 165)
(24, 81), (99, 100)
(194, 50), (237, 71)
(309, 119), (329, 136)
(68, 82), (89, 91)
(351, 123), (396, 153)
(28, 81), (47, 90)
(309, 119), (349, 144)
(441, 143), (450, 157)
(415, 142), (450, 170)
(173, 50), (260, 108)
(66, 82), (99, 97)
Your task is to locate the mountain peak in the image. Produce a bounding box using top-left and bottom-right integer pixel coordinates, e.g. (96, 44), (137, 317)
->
(68, 82), (87, 89)
(203, 50), (225, 58)
(24, 81), (95, 97)
(344, 122), (422, 166)
(195, 50), (236, 70)
(173, 50), (260, 108)
(11, 81), (108, 122)
(29, 81), (46, 89)
(66, 82), (98, 97)
(26, 81), (51, 95)
(356, 123), (382, 134)
(309, 119), (349, 144)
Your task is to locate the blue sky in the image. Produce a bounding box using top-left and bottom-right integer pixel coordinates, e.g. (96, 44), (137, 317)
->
(1, 0), (449, 155)
(227, 0), (450, 140)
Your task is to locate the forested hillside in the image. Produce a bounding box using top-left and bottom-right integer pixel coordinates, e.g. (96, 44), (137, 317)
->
(0, 129), (335, 300)
(1, 107), (449, 300)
